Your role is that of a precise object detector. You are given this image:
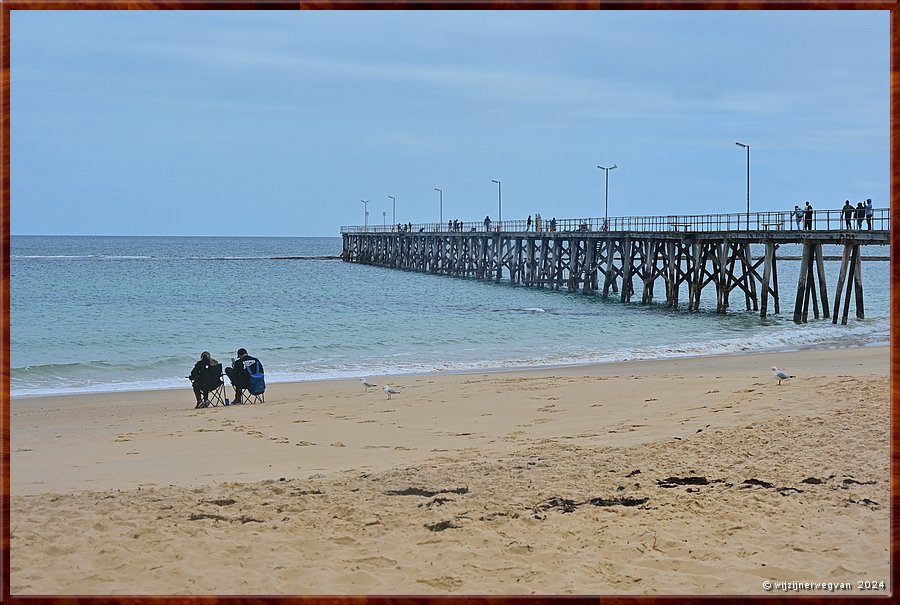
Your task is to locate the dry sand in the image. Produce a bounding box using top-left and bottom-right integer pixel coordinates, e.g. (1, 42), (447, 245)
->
(9, 346), (891, 595)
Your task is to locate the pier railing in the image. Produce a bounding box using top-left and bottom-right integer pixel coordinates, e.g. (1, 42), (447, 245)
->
(341, 208), (890, 234)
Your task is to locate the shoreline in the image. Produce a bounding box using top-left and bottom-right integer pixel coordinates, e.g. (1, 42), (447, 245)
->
(11, 339), (890, 401)
(10, 344), (890, 594)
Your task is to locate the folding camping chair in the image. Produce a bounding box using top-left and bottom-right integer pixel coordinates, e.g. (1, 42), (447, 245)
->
(230, 385), (265, 405)
(203, 363), (227, 407)
(238, 359), (265, 404)
(242, 389), (265, 405)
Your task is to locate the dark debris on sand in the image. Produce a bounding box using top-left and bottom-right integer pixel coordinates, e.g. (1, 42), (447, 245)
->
(386, 487), (469, 497)
(586, 496), (649, 507)
(420, 497), (451, 508)
(535, 495), (650, 515)
(658, 476), (710, 488)
(848, 497), (880, 509)
(187, 513), (263, 524)
(425, 520), (459, 532)
(742, 478), (775, 489)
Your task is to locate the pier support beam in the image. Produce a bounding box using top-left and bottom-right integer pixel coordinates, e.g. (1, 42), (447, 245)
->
(793, 242), (830, 324)
(833, 243), (864, 324)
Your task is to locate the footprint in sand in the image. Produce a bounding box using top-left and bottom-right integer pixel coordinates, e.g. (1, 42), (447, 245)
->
(353, 556), (398, 567)
(417, 576), (464, 590)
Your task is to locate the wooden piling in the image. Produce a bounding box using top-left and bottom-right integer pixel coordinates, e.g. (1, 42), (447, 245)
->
(793, 242), (811, 323)
(832, 243), (851, 324)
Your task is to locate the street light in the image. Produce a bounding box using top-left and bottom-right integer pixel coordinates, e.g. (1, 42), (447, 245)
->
(491, 179), (502, 228)
(434, 188), (443, 226)
(597, 164), (617, 225)
(388, 195), (396, 226)
(735, 142), (749, 229)
(360, 199), (369, 232)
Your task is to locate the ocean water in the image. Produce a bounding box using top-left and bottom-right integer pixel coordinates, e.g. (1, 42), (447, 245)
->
(10, 235), (890, 398)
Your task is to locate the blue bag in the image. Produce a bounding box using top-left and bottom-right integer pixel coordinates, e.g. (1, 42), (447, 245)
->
(247, 361), (266, 395)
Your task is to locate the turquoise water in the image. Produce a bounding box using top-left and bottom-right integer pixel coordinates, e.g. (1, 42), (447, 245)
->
(10, 235), (890, 397)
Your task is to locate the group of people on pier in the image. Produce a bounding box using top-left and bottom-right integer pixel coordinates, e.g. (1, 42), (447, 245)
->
(793, 199), (874, 231)
(841, 199), (875, 230)
(382, 199), (877, 235)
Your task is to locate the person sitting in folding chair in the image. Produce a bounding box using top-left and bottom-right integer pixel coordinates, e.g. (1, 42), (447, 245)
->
(188, 351), (223, 409)
(225, 348), (265, 404)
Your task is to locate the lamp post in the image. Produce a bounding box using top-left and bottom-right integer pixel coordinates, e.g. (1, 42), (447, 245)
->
(360, 199), (369, 232)
(735, 142), (749, 229)
(597, 164), (617, 226)
(434, 188), (443, 227)
(491, 179), (502, 229)
(388, 195), (396, 226)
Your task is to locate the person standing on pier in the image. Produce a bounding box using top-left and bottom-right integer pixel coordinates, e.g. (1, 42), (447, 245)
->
(855, 202), (866, 229)
(842, 200), (854, 229)
(484, 215), (491, 231)
(527, 215), (532, 231)
(865, 199), (874, 230)
(803, 202), (814, 230)
(793, 206), (804, 230)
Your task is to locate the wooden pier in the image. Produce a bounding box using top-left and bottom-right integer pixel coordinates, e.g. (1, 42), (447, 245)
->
(341, 210), (889, 325)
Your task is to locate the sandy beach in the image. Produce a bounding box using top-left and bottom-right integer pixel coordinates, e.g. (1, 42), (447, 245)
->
(9, 346), (890, 595)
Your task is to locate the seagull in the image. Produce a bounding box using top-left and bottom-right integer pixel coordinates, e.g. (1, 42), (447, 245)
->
(771, 366), (794, 386)
(360, 378), (377, 392)
(383, 385), (399, 399)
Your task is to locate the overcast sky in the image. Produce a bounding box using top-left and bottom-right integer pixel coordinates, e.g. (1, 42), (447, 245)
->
(11, 10), (889, 237)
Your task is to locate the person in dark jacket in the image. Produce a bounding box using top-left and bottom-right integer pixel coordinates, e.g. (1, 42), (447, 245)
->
(842, 200), (854, 230)
(225, 348), (263, 404)
(803, 202), (814, 230)
(188, 351), (222, 409)
(855, 202), (866, 230)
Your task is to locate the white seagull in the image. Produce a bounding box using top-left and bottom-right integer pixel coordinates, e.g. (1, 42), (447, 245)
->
(771, 366), (794, 386)
(360, 378), (377, 392)
(383, 385), (399, 399)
